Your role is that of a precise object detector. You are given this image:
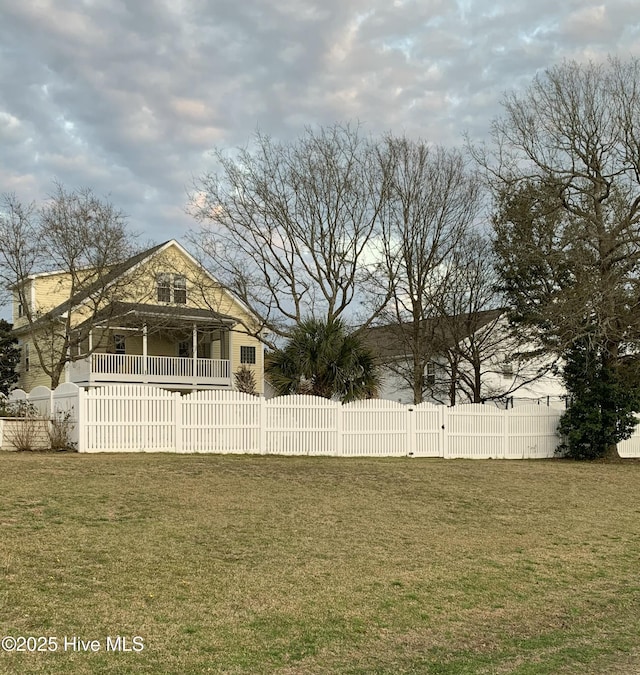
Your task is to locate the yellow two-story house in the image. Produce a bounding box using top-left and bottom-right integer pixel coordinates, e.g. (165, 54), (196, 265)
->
(12, 240), (265, 394)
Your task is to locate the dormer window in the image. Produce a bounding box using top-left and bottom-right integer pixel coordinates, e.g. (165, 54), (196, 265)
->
(157, 274), (187, 304)
(157, 274), (171, 302)
(425, 361), (436, 386)
(173, 275), (187, 304)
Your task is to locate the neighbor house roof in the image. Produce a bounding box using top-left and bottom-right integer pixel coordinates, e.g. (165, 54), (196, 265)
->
(361, 308), (505, 360)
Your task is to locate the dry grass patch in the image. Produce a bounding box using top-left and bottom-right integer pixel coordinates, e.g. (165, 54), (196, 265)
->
(1, 453), (639, 673)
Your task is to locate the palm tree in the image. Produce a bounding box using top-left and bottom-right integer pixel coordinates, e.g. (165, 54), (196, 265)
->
(265, 318), (379, 402)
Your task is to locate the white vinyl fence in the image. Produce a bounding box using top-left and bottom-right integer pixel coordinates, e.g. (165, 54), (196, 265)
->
(8, 383), (640, 458)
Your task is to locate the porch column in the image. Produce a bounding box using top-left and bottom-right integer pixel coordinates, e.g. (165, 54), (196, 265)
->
(192, 323), (198, 381)
(142, 323), (148, 376)
(87, 330), (94, 384)
(227, 328), (233, 387)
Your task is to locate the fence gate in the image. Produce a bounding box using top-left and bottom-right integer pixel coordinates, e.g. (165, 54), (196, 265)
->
(342, 399), (408, 456)
(412, 403), (444, 457)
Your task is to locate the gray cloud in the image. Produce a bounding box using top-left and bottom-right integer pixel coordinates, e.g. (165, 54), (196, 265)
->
(1, 0), (640, 249)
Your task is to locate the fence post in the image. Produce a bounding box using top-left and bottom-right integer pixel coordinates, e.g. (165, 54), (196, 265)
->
(406, 406), (415, 456)
(174, 392), (182, 453)
(502, 408), (508, 459)
(76, 387), (85, 453)
(441, 406), (448, 459)
(336, 402), (343, 456)
(143, 388), (149, 452)
(259, 396), (267, 454)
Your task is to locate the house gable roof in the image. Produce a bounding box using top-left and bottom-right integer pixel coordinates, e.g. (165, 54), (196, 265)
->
(12, 239), (257, 334)
(362, 309), (506, 361)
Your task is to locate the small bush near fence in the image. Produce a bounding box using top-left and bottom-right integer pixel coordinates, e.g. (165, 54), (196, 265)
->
(0, 398), (38, 419)
(2, 417), (50, 452)
(0, 398), (46, 452)
(48, 410), (77, 452)
(1, 391), (77, 452)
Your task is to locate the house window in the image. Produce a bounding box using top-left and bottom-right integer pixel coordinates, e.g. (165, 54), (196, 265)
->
(240, 345), (256, 364)
(425, 361), (436, 386)
(24, 343), (29, 372)
(17, 301), (24, 318)
(173, 275), (187, 304)
(114, 334), (126, 355)
(178, 340), (191, 358)
(157, 274), (172, 303)
(502, 362), (514, 378)
(157, 273), (187, 304)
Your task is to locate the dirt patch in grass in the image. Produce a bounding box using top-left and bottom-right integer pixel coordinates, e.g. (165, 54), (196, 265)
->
(1, 454), (639, 673)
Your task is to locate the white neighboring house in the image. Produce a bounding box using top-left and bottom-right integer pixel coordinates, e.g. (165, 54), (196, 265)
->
(363, 309), (566, 407)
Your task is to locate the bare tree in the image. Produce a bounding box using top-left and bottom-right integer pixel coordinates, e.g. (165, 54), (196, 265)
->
(429, 231), (554, 405)
(430, 231), (502, 405)
(373, 138), (484, 404)
(0, 184), (140, 388)
(473, 57), (640, 457)
(188, 123), (392, 347)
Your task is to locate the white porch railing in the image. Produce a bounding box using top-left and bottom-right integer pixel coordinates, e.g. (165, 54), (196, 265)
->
(68, 354), (231, 387)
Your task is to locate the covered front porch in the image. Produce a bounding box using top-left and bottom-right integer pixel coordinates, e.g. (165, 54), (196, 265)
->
(66, 302), (236, 389)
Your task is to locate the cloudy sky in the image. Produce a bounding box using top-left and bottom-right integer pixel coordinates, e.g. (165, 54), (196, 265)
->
(1, 0), (640, 245)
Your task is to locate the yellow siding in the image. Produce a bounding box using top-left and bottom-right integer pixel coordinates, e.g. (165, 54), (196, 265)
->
(120, 244), (258, 327)
(123, 334), (179, 357)
(13, 270), (98, 329)
(15, 336), (66, 391)
(12, 280), (32, 330)
(34, 272), (77, 313)
(211, 330), (223, 359)
(88, 333), (175, 357)
(230, 327), (264, 395)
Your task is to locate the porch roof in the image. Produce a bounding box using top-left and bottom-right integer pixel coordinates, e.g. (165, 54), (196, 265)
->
(79, 301), (237, 331)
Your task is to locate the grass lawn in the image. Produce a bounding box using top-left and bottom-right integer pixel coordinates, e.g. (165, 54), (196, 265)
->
(1, 453), (640, 674)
